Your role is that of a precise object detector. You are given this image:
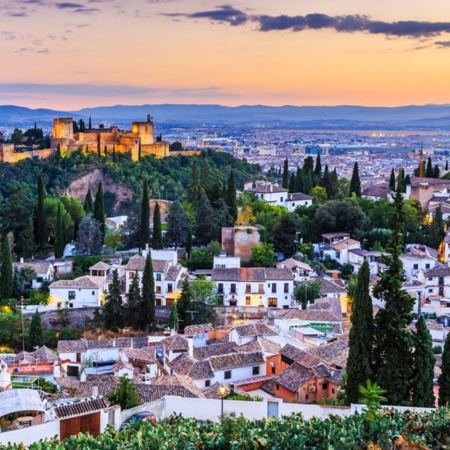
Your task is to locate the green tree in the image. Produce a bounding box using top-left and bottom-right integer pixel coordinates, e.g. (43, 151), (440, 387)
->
(27, 310), (44, 351)
(12, 266), (23, 299)
(185, 226), (193, 261)
(0, 235), (13, 300)
(429, 205), (446, 249)
(84, 189), (93, 214)
(125, 270), (142, 330)
(21, 218), (36, 259)
(195, 195), (218, 246)
(35, 173), (47, 249)
(389, 168), (396, 191)
(250, 243), (276, 267)
(104, 228), (122, 254)
(226, 170), (238, 225)
(349, 162), (361, 197)
(54, 203), (65, 259)
(93, 182), (105, 243)
(358, 380), (388, 419)
(310, 186), (327, 205)
(11, 128), (23, 145)
(103, 269), (123, 331)
(152, 202), (163, 250)
(167, 303), (179, 330)
(346, 260), (374, 405)
(59, 326), (83, 341)
(140, 180), (150, 250)
(108, 376), (139, 410)
(426, 157), (433, 178)
(141, 254), (155, 332)
(176, 279), (193, 331)
(282, 159), (289, 189)
(373, 184), (416, 405)
(412, 315), (436, 407)
(165, 200), (188, 250)
(314, 154), (322, 178)
(74, 214), (102, 255)
(294, 281), (322, 309)
(438, 331), (450, 406)
(288, 173), (296, 193)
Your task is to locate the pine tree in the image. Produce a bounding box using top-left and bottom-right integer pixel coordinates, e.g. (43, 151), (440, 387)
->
(84, 189), (93, 214)
(35, 173), (46, 249)
(200, 162), (212, 200)
(28, 310), (44, 351)
(195, 195), (218, 246)
(439, 331), (450, 406)
(12, 266), (23, 300)
(389, 169), (396, 191)
(54, 203), (65, 259)
(349, 162), (361, 197)
(103, 269), (123, 331)
(426, 157), (433, 178)
(412, 315), (436, 407)
(0, 235), (13, 300)
(176, 279), (193, 331)
(125, 270), (141, 330)
(140, 181), (150, 250)
(185, 226), (192, 260)
(167, 303), (179, 330)
(373, 183), (416, 405)
(93, 182), (105, 243)
(282, 159), (289, 189)
(22, 218), (36, 259)
(346, 260), (374, 405)
(288, 172), (296, 193)
(226, 170), (237, 224)
(165, 200), (188, 250)
(141, 254), (155, 332)
(314, 154), (322, 178)
(152, 202), (163, 250)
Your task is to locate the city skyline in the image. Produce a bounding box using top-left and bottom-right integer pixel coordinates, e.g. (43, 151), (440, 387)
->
(1, 0), (450, 109)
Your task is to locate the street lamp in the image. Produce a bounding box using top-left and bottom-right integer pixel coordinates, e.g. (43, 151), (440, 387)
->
(218, 385), (227, 418)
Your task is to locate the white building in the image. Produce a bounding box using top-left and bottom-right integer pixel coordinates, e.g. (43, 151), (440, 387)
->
(246, 183), (312, 211)
(400, 254), (436, 281)
(13, 260), (55, 289)
(317, 233), (361, 266)
(276, 259), (314, 282)
(213, 255), (241, 269)
(349, 250), (388, 275)
(212, 267), (294, 308)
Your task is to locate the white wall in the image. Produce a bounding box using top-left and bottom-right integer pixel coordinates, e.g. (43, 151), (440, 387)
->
(49, 287), (102, 309)
(0, 419), (60, 446)
(211, 364), (265, 384)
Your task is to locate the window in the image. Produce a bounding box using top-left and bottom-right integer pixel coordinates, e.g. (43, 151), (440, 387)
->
(168, 283), (173, 293)
(292, 203), (295, 207)
(269, 298), (277, 307)
(224, 370), (232, 380)
(428, 277), (433, 281)
(272, 283), (277, 293)
(218, 283), (224, 294)
(426, 264), (430, 269)
(231, 284), (236, 294)
(280, 197), (283, 202)
(332, 388), (336, 394)
(413, 264), (419, 270)
(245, 296), (251, 306)
(37, 277), (43, 283)
(205, 380), (211, 387)
(252, 366), (260, 375)
(129, 272), (135, 278)
(336, 251), (341, 259)
(322, 383), (328, 390)
(284, 283), (289, 293)
(258, 283), (264, 293)
(305, 394), (309, 400)
(156, 286), (161, 294)
(246, 284), (251, 293)
(428, 289), (433, 293)
(276, 383), (279, 390)
(69, 303), (73, 308)
(271, 365), (276, 375)
(92, 291), (95, 296)
(68, 291), (75, 299)
(156, 273), (162, 281)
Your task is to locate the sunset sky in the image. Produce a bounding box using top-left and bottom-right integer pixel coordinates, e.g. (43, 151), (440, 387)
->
(1, 0), (450, 109)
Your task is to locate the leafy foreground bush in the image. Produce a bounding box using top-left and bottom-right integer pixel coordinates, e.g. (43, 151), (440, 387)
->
(3, 409), (450, 450)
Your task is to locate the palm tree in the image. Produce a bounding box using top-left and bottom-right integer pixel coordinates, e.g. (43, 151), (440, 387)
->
(358, 380), (388, 419)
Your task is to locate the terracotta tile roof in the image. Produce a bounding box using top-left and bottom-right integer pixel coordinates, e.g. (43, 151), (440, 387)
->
(311, 364), (331, 378)
(240, 268), (266, 281)
(326, 368), (344, 385)
(211, 268), (241, 281)
(277, 259), (312, 271)
(135, 384), (201, 402)
(234, 375), (274, 387)
(277, 363), (315, 392)
(150, 374), (205, 398)
(89, 261), (111, 271)
(32, 346), (58, 363)
(162, 334), (190, 352)
(261, 378), (276, 396)
(424, 263), (450, 278)
(54, 377), (80, 391)
(232, 322), (279, 338)
(233, 340), (262, 353)
(54, 397), (109, 419)
(188, 360), (214, 380)
(248, 184), (288, 194)
(112, 361), (134, 372)
(57, 340), (88, 353)
(362, 187), (393, 198)
(308, 340), (349, 369)
(165, 264), (184, 281)
(50, 275), (106, 289)
(184, 323), (214, 335)
(209, 352), (264, 371)
(125, 255), (170, 273)
(13, 351), (36, 364)
(124, 347), (159, 365)
(287, 192), (313, 201)
(332, 239), (360, 251)
(13, 261), (53, 275)
(257, 337), (281, 355)
(264, 268), (293, 280)
(297, 278), (347, 295)
(76, 376), (121, 398)
(193, 343), (236, 360)
(168, 353), (195, 376)
(280, 344), (322, 368)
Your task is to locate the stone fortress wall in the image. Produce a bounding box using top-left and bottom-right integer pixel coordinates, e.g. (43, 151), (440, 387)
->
(0, 115), (169, 163)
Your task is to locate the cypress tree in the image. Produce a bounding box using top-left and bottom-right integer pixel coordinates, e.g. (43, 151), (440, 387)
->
(195, 195), (218, 246)
(439, 331), (450, 406)
(167, 303), (179, 330)
(36, 173), (46, 248)
(12, 266), (23, 300)
(88, 116), (92, 129)
(200, 162), (212, 200)
(84, 189), (93, 214)
(185, 226), (192, 261)
(314, 154), (322, 178)
(140, 181), (150, 249)
(152, 202), (163, 250)
(28, 310), (44, 351)
(346, 260), (374, 405)
(22, 218), (36, 260)
(138, 140), (142, 161)
(165, 200), (188, 250)
(103, 269), (123, 331)
(54, 203), (65, 259)
(412, 315), (436, 407)
(141, 254), (155, 332)
(446, 161), (449, 171)
(0, 235), (13, 300)
(349, 162), (361, 197)
(303, 170), (313, 195)
(125, 270), (141, 330)
(404, 174), (411, 191)
(56, 143), (61, 159)
(373, 183), (416, 405)
(176, 279), (193, 331)
(226, 170), (237, 224)
(282, 159), (289, 189)
(389, 169), (396, 191)
(288, 172), (296, 193)
(93, 182), (105, 243)
(97, 134), (101, 156)
(434, 164), (440, 179)
(104, 145), (108, 156)
(426, 157), (433, 178)
(112, 145), (116, 162)
(295, 167), (304, 193)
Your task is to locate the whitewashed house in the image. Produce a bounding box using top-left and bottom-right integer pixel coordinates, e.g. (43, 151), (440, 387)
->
(13, 260), (55, 289)
(277, 259), (314, 282)
(400, 254), (436, 281)
(246, 183), (312, 210)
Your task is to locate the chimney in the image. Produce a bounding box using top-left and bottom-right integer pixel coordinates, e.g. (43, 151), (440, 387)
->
(20, 257), (24, 264)
(92, 386), (99, 397)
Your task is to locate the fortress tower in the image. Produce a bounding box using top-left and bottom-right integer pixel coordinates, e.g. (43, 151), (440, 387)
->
(131, 114), (154, 146)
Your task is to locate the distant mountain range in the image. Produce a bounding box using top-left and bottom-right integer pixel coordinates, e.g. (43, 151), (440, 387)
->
(1, 103), (450, 130)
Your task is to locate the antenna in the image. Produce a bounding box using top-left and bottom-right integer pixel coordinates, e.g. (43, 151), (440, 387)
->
(185, 310), (199, 322)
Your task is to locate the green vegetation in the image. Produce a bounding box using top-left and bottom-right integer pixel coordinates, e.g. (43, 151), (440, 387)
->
(4, 410), (450, 449)
(108, 376), (139, 411)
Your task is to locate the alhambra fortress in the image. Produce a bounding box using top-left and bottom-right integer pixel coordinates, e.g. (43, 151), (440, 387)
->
(0, 115), (169, 163)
